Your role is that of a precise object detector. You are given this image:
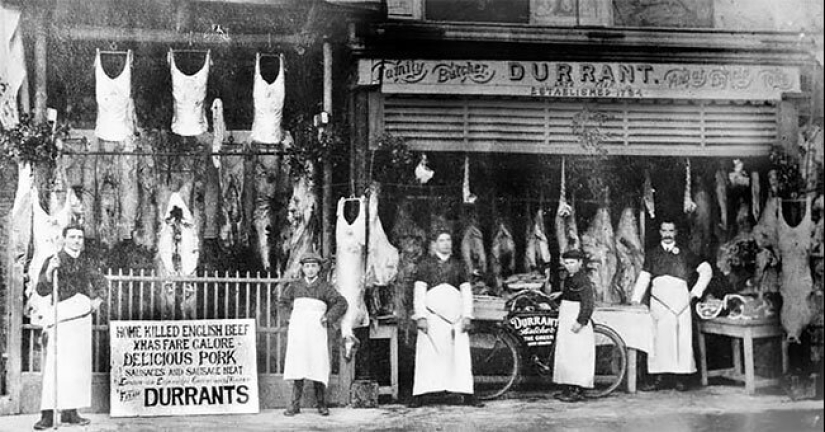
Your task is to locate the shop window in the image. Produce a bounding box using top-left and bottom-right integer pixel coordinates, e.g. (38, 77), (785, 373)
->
(424, 0), (530, 24)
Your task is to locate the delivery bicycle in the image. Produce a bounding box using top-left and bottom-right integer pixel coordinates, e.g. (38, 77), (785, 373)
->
(470, 289), (627, 400)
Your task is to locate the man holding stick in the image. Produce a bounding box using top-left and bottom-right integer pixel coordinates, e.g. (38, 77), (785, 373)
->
(34, 225), (107, 430)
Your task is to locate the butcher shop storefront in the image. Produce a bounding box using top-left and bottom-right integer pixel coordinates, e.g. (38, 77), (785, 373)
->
(350, 49), (822, 399)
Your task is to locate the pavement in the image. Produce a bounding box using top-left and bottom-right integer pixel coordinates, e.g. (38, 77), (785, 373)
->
(0, 386), (822, 432)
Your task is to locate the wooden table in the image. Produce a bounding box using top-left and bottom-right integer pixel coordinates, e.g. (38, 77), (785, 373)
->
(369, 320), (399, 400)
(697, 317), (788, 394)
(593, 305), (655, 394)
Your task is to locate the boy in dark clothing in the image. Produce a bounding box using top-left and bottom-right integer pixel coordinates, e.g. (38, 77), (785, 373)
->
(552, 249), (595, 402)
(280, 252), (347, 416)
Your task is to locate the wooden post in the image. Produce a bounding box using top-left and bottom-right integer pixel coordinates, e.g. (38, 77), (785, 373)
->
(777, 99), (799, 158)
(322, 41), (332, 258)
(33, 6), (48, 122)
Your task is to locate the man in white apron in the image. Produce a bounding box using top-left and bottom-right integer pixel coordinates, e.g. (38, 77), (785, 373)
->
(631, 221), (712, 391)
(409, 230), (482, 408)
(281, 252), (347, 416)
(34, 225), (107, 430)
(553, 249), (595, 402)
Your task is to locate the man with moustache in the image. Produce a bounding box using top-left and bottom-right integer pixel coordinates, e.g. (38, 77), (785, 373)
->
(631, 220), (712, 391)
(34, 225), (107, 429)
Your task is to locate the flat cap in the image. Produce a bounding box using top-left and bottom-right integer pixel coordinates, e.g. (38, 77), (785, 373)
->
(561, 249), (586, 260)
(300, 252), (324, 264)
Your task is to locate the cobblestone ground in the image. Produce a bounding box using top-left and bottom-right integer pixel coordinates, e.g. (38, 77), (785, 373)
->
(1, 386), (822, 432)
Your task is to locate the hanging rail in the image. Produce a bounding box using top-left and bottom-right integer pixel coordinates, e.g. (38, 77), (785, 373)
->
(53, 25), (312, 47)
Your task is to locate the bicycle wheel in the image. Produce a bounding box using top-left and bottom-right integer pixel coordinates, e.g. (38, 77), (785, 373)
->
(469, 324), (521, 400)
(584, 323), (627, 398)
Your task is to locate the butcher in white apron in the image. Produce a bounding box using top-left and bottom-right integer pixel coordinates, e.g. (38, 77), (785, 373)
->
(409, 230), (482, 408)
(34, 225), (107, 430)
(553, 249), (595, 402)
(280, 252), (347, 416)
(631, 221), (711, 391)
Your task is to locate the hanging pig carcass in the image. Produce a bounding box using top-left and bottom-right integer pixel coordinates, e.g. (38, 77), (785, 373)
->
(335, 195), (368, 361)
(26, 186), (85, 325)
(776, 197), (816, 343)
(157, 192), (200, 319)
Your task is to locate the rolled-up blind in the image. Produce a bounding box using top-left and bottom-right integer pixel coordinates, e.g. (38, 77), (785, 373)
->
(382, 96), (777, 157)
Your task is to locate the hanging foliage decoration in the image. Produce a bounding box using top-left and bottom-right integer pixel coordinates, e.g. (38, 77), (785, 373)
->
(369, 132), (416, 185)
(284, 115), (347, 178)
(0, 114), (68, 166)
(572, 106), (615, 156)
(769, 145), (807, 198)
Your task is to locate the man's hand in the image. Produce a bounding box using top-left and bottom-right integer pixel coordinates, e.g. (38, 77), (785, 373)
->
(46, 256), (61, 281)
(92, 298), (103, 311)
(461, 317), (472, 333)
(417, 318), (428, 334)
(571, 322), (583, 333)
(320, 316), (328, 327)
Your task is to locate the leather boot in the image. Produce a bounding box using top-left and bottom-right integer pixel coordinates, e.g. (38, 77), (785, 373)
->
(33, 410), (53, 430)
(62, 409), (91, 425)
(284, 380), (303, 416)
(407, 395), (423, 408)
(314, 381), (329, 416)
(463, 394), (485, 407)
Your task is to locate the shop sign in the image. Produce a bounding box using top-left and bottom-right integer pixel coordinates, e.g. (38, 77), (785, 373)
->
(508, 313), (559, 347)
(358, 59), (799, 100)
(110, 319), (259, 417)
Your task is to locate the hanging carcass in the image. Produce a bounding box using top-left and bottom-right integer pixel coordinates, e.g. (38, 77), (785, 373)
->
(524, 208), (552, 273)
(462, 222), (487, 285)
(335, 195), (368, 361)
(614, 207), (644, 304)
(390, 198), (427, 345)
(688, 178), (714, 260)
(490, 218), (516, 294)
(776, 197), (816, 343)
(157, 192), (200, 319)
(26, 186), (84, 325)
(365, 183), (401, 316)
(282, 163), (317, 280)
(581, 206), (619, 304)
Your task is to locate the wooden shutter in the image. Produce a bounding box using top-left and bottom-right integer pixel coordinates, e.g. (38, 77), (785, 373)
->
(382, 96), (778, 156)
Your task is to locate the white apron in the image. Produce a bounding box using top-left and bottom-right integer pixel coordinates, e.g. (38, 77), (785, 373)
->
(553, 300), (595, 388)
(649, 275), (696, 374)
(413, 283), (473, 396)
(283, 298), (330, 385)
(41, 293), (94, 410)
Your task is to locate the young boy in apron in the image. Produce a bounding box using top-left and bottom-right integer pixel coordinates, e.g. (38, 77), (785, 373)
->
(280, 252), (347, 416)
(553, 249), (595, 402)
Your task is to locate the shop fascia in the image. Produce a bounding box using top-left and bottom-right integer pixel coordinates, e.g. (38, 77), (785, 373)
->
(358, 58), (800, 101)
